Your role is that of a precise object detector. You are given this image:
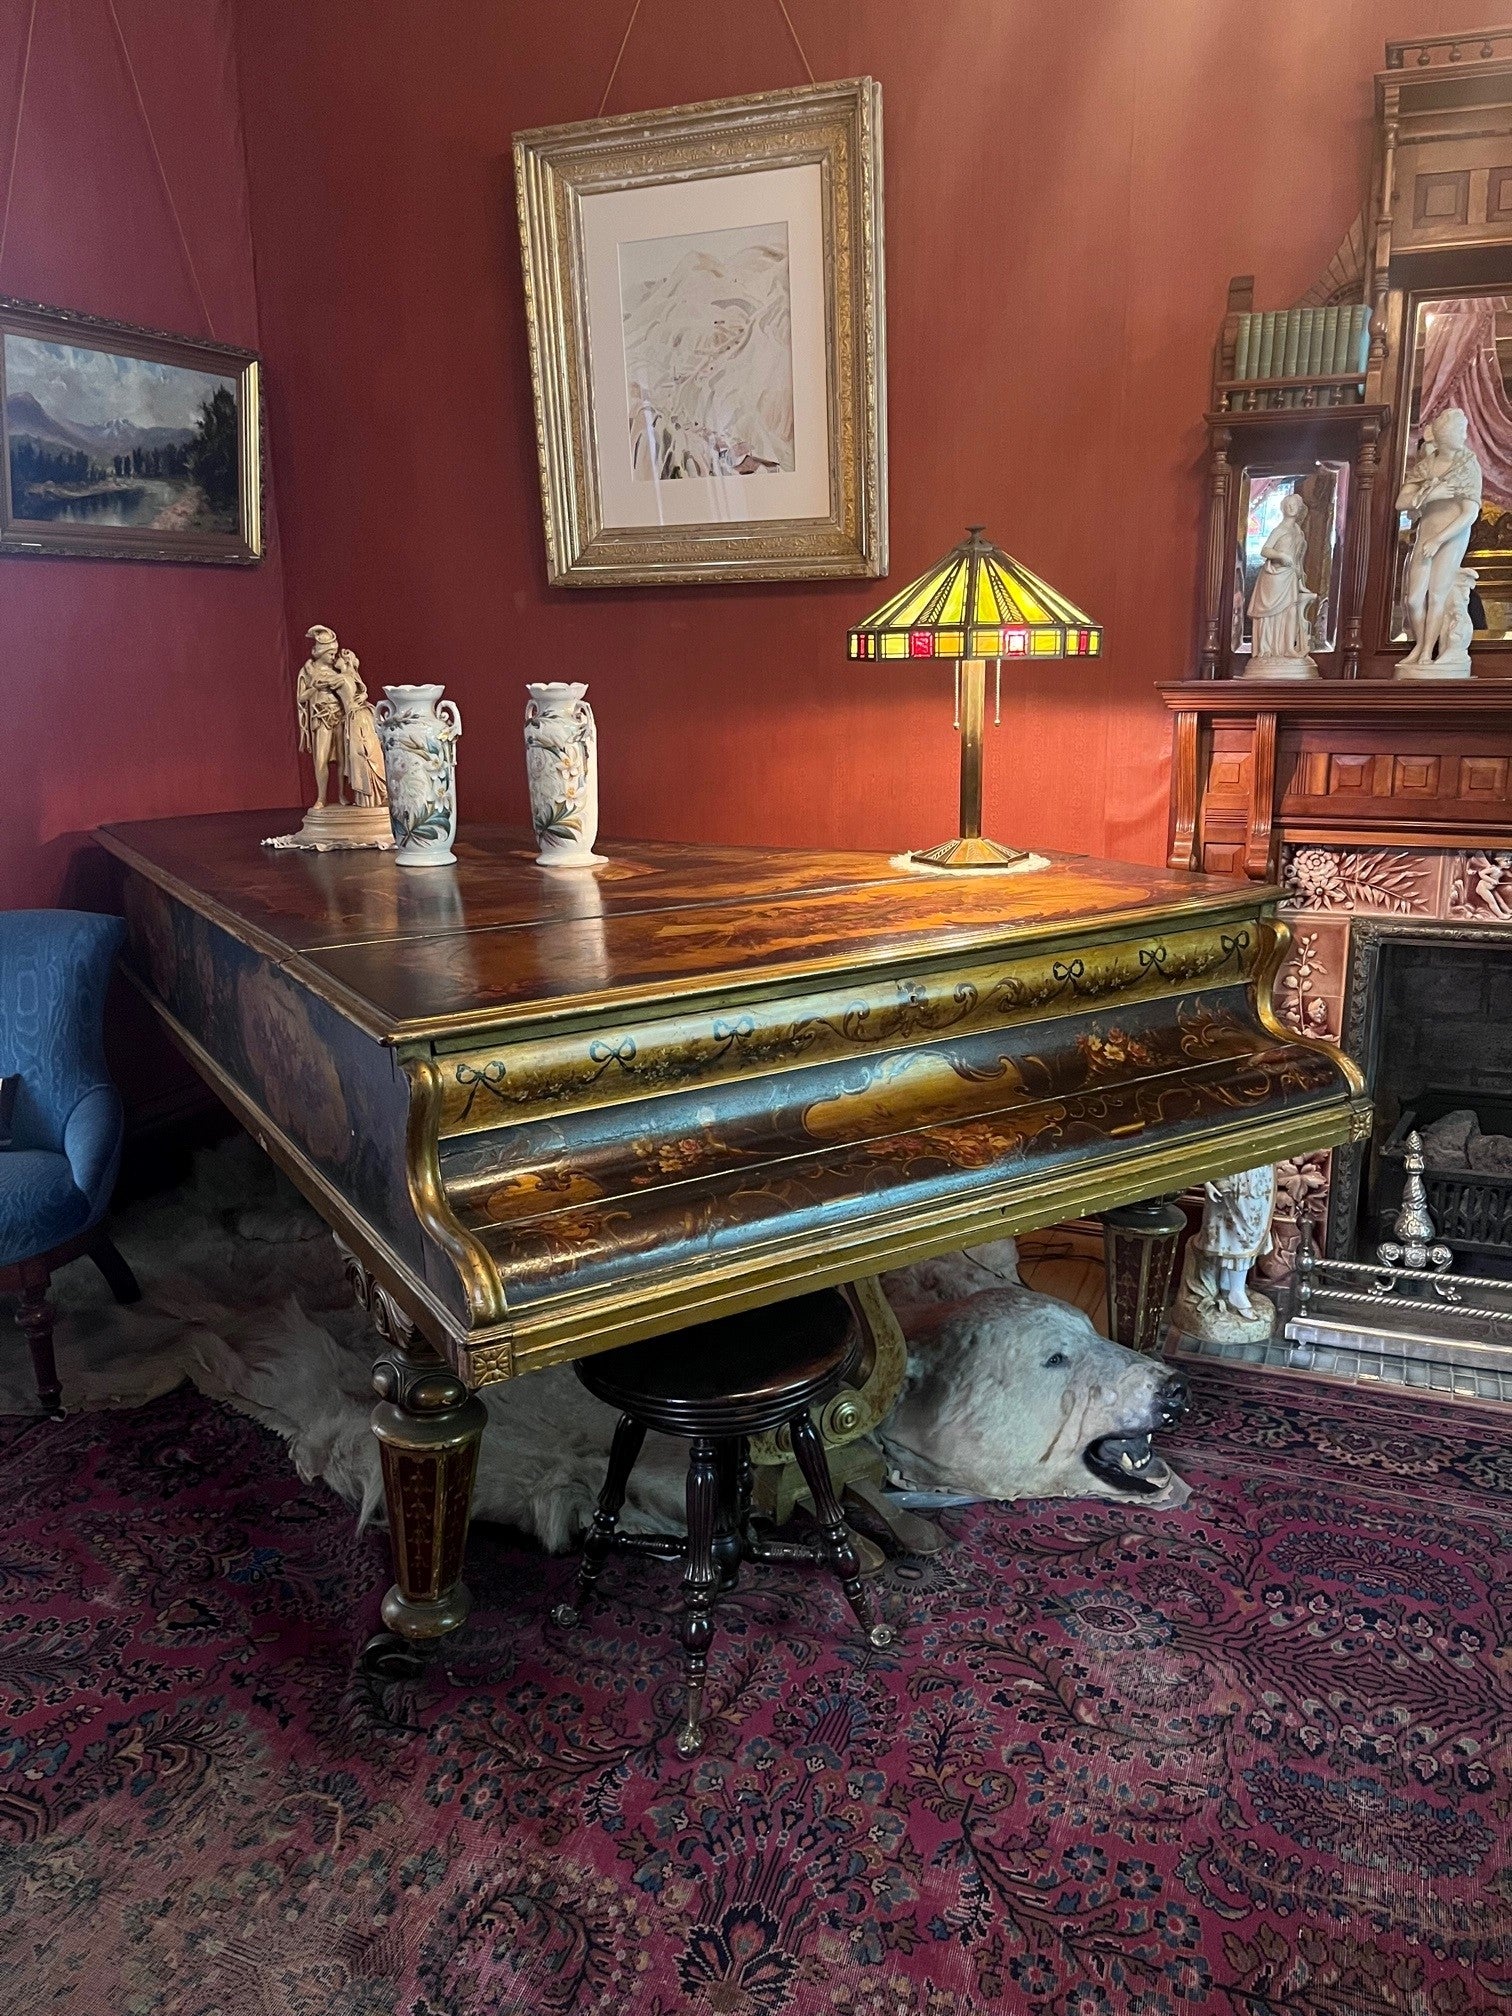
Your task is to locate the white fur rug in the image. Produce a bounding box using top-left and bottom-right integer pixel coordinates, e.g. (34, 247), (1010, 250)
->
(1, 1136), (1187, 1548)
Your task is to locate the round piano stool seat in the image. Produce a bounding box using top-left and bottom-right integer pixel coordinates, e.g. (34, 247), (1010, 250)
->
(551, 1288), (894, 1757)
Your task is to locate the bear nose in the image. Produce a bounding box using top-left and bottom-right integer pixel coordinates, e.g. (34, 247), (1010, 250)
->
(1157, 1371), (1188, 1427)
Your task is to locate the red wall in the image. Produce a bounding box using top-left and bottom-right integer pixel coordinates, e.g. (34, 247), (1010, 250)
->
(0, 0), (296, 910)
(231, 0), (1476, 870)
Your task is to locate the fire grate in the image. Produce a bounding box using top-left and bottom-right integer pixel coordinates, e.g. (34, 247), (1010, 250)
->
(1382, 1094), (1512, 1258)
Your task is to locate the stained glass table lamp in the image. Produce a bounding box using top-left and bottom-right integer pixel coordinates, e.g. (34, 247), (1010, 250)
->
(848, 526), (1102, 869)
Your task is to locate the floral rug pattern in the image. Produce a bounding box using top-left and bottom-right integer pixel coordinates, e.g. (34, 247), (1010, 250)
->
(1, 1366), (1507, 2015)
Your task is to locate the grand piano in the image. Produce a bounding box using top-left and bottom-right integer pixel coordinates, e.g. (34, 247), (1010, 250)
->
(98, 811), (1367, 1661)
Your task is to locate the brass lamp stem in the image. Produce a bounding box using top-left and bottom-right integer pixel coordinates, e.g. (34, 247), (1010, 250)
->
(911, 654), (1028, 870)
(958, 658), (985, 840)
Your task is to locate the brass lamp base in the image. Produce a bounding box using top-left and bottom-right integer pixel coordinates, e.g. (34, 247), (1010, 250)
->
(910, 834), (1032, 870)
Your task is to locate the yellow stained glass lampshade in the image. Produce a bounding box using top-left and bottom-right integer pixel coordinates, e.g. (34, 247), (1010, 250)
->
(846, 527), (1102, 870)
(847, 525), (1102, 663)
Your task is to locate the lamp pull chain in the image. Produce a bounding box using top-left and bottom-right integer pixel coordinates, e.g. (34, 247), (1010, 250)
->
(953, 663), (961, 731)
(994, 661), (1002, 727)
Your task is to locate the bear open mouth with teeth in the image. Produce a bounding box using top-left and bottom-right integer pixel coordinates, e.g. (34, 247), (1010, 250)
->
(877, 1241), (1191, 1508)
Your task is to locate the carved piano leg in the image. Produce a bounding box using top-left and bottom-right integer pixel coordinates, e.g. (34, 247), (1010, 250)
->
(1101, 1197), (1186, 1356)
(341, 1246), (487, 1682)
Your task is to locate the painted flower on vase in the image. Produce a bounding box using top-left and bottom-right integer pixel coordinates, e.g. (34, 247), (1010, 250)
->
(524, 682), (603, 866)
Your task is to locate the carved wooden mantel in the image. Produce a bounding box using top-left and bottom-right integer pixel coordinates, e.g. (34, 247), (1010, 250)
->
(1161, 680), (1512, 879)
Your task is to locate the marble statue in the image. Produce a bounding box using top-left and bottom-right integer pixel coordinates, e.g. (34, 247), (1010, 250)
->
(1423, 566), (1478, 679)
(1396, 407), (1483, 677)
(1243, 493), (1318, 679)
(264, 624), (394, 851)
(1171, 1163), (1277, 1345)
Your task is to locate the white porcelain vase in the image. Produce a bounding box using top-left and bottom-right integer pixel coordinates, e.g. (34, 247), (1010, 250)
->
(524, 681), (604, 867)
(374, 683), (463, 867)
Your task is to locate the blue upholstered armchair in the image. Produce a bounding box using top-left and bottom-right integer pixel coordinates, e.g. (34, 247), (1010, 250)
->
(0, 911), (139, 1412)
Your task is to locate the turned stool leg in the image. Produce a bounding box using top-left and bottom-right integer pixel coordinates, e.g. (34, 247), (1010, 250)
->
(677, 1435), (722, 1758)
(790, 1411), (893, 1649)
(553, 1412), (645, 1626)
(18, 1276), (62, 1417)
(713, 1436), (746, 1591)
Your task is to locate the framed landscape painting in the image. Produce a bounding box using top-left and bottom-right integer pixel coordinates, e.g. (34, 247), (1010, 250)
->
(0, 298), (261, 564)
(515, 78), (887, 586)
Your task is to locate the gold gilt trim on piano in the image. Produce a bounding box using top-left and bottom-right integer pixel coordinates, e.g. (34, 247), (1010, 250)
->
(433, 919), (1266, 1137)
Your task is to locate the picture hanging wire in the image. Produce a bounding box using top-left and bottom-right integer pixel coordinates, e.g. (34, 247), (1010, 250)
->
(0, 0), (217, 339)
(0, 0), (38, 279)
(598, 0), (816, 119)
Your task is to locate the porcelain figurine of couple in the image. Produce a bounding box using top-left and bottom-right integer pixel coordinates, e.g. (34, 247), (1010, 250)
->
(265, 624), (394, 851)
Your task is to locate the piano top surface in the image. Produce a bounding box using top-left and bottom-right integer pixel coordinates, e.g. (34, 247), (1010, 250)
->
(97, 809), (1276, 1043)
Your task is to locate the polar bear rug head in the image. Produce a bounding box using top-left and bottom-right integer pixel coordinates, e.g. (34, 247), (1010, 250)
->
(878, 1241), (1190, 1508)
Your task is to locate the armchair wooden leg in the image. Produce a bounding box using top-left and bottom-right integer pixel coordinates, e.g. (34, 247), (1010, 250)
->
(17, 1274), (62, 1417)
(89, 1233), (141, 1306)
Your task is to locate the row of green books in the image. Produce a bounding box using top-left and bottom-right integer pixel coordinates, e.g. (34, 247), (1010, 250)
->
(1224, 304), (1372, 408)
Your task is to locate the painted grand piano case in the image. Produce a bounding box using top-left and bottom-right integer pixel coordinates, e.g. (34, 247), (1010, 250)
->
(97, 811), (1367, 1657)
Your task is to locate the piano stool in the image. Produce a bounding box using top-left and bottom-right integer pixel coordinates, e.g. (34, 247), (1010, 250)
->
(551, 1287), (894, 1757)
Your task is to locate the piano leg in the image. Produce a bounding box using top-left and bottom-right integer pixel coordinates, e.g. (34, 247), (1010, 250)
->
(362, 1331), (488, 1680)
(1102, 1197), (1186, 1355)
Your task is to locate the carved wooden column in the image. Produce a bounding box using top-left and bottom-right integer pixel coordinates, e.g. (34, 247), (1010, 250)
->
(1243, 709), (1279, 878)
(1198, 424), (1234, 680)
(1168, 709), (1203, 870)
(1341, 412), (1382, 681)
(340, 1243), (487, 1674)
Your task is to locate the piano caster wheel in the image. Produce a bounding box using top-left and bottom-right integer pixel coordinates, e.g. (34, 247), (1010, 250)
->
(550, 1603), (580, 1629)
(867, 1621), (895, 1649)
(357, 1628), (434, 1686)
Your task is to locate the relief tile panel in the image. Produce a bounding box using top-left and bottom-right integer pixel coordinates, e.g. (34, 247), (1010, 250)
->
(1256, 1149), (1330, 1287)
(1281, 845), (1447, 917)
(1446, 849), (1512, 921)
(1276, 917), (1349, 1042)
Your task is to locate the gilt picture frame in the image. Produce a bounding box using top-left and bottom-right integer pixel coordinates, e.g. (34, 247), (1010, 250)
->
(514, 78), (887, 587)
(0, 296), (261, 565)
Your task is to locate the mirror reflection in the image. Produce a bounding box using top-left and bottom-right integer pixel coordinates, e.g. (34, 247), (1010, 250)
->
(1393, 291), (1512, 641)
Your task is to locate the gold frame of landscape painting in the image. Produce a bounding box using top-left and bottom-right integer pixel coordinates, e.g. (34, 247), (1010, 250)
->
(515, 77), (887, 586)
(0, 297), (261, 565)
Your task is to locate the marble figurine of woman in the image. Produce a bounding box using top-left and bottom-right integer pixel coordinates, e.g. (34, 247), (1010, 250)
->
(1396, 406), (1483, 674)
(1243, 492), (1318, 678)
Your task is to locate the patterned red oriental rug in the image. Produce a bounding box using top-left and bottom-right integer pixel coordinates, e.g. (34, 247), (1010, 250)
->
(1, 1364), (1507, 2016)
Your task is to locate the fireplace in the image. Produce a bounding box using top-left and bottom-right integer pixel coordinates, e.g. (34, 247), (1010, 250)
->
(1331, 921), (1512, 1268)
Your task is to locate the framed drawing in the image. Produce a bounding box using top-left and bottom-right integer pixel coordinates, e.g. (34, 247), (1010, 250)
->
(515, 78), (886, 587)
(0, 297), (261, 564)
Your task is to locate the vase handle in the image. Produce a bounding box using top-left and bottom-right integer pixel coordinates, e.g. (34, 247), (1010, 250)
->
(374, 698), (392, 727)
(438, 699), (463, 739)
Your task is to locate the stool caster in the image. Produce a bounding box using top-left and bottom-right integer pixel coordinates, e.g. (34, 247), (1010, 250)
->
(550, 1602), (580, 1629)
(867, 1621), (895, 1649)
(675, 1719), (705, 1758)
